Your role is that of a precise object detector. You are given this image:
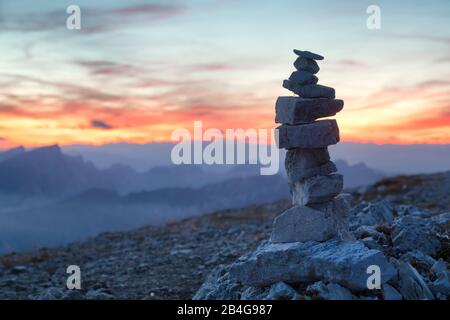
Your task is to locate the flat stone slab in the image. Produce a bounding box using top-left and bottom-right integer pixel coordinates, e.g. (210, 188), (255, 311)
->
(276, 120), (339, 149)
(283, 81), (335, 98)
(288, 71), (318, 86)
(291, 174), (343, 205)
(229, 240), (397, 290)
(275, 97), (344, 124)
(285, 148), (336, 182)
(293, 49), (324, 60)
(271, 205), (336, 243)
(294, 57), (320, 74)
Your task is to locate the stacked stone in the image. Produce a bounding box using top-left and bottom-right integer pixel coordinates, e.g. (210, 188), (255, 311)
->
(272, 49), (351, 243)
(193, 50), (397, 296)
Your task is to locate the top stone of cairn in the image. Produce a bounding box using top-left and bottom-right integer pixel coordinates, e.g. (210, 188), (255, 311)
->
(293, 49), (324, 61)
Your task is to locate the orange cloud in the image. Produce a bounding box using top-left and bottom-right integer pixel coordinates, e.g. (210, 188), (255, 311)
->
(0, 93), (275, 147)
(1, 65), (450, 148)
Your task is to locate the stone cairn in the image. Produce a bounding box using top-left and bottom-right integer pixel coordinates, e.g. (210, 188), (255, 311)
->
(272, 49), (350, 243)
(194, 50), (396, 299)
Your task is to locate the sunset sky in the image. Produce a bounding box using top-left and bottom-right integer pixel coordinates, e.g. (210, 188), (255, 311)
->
(0, 0), (449, 149)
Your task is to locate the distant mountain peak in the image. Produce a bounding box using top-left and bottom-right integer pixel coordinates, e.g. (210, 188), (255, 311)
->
(0, 144), (110, 196)
(5, 146), (25, 153)
(0, 146), (26, 162)
(334, 158), (384, 188)
(0, 146), (25, 156)
(30, 144), (61, 155)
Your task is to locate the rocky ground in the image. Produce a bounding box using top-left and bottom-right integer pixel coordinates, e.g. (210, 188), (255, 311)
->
(0, 171), (449, 300)
(354, 171), (450, 213)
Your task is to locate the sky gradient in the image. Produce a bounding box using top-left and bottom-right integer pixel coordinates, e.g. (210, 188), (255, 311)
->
(0, 0), (449, 148)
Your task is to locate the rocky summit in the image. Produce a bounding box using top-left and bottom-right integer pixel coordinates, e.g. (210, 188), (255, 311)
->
(193, 172), (450, 300)
(219, 49), (396, 296)
(0, 172), (449, 300)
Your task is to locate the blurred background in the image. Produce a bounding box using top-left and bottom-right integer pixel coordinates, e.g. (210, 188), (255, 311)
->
(0, 0), (449, 253)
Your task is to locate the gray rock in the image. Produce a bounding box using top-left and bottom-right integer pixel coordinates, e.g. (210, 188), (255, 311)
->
(271, 205), (335, 243)
(275, 97), (344, 124)
(430, 260), (450, 296)
(394, 204), (424, 217)
(392, 216), (440, 256)
(354, 225), (385, 241)
(432, 212), (450, 232)
(435, 292), (447, 300)
(32, 287), (65, 300)
(356, 201), (394, 226)
(358, 295), (379, 300)
(288, 71), (318, 85)
(382, 284), (402, 300)
(350, 201), (369, 215)
(431, 276), (450, 297)
(276, 120), (340, 149)
(62, 290), (85, 300)
(291, 174), (343, 205)
(229, 240), (396, 290)
(400, 250), (436, 275)
(292, 162), (338, 184)
(11, 265), (28, 274)
(193, 265), (242, 300)
(85, 289), (114, 300)
(240, 286), (268, 300)
(294, 57), (320, 73)
(361, 237), (383, 251)
(285, 147), (336, 182)
(432, 259), (448, 274)
(306, 281), (353, 300)
(310, 193), (353, 240)
(398, 262), (434, 300)
(264, 282), (300, 300)
(293, 49), (324, 60)
(283, 81), (335, 98)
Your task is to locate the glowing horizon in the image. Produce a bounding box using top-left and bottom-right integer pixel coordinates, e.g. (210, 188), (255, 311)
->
(1, 0), (449, 149)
